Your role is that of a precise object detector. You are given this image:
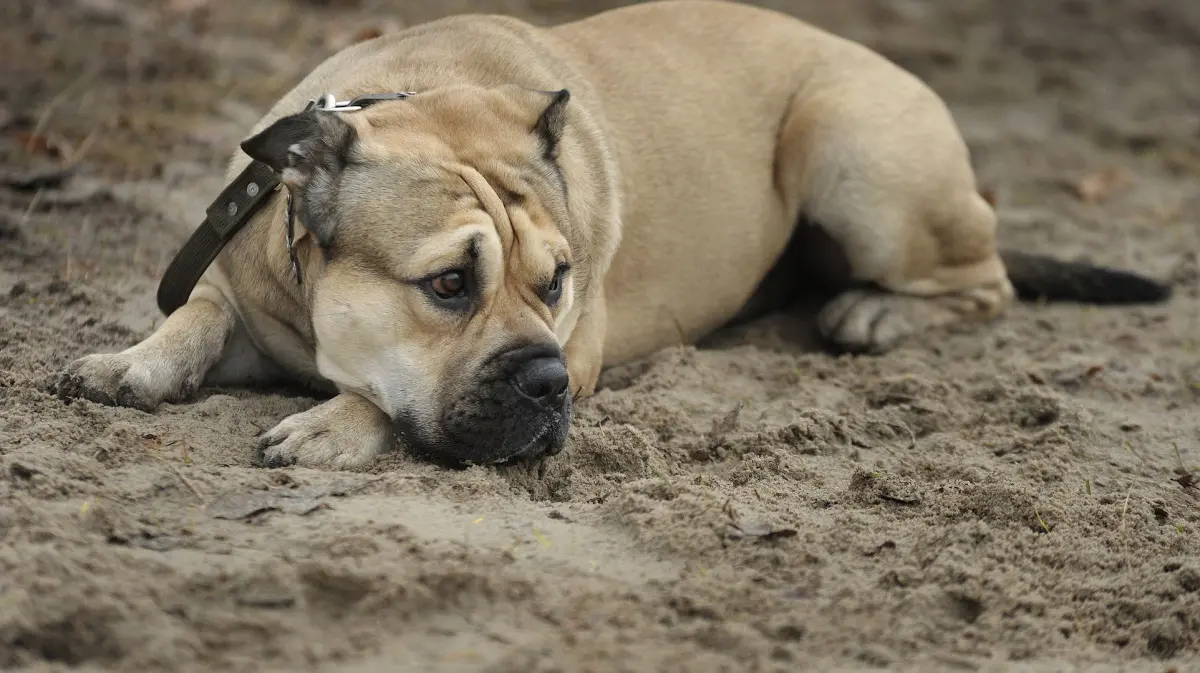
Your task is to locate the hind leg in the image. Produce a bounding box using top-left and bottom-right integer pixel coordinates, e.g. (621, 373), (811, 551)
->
(811, 188), (1016, 353)
(810, 187), (1017, 354)
(777, 86), (1015, 354)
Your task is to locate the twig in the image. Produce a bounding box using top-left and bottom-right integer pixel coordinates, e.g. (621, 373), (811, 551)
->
(170, 464), (206, 501)
(1034, 505), (1050, 533)
(1122, 439), (1149, 466)
(28, 69), (93, 154)
(66, 121), (102, 167)
(19, 189), (45, 230)
(1118, 486), (1132, 570)
(154, 454), (206, 502)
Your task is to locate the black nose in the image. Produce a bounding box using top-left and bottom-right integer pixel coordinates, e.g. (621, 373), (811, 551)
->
(510, 356), (569, 403)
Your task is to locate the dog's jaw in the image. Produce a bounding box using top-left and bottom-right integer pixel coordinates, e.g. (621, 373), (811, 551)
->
(448, 390), (571, 465)
(392, 394), (571, 468)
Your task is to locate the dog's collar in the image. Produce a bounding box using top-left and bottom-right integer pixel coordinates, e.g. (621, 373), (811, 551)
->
(155, 91), (416, 316)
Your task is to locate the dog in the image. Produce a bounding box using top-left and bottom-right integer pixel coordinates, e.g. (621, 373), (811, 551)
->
(55, 0), (1171, 470)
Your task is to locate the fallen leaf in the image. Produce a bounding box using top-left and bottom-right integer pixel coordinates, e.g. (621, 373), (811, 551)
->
(1068, 166), (1130, 203)
(849, 469), (923, 505)
(207, 488), (330, 520)
(235, 594), (296, 609)
(1175, 472), (1195, 490)
(15, 132), (72, 159)
(355, 26), (383, 41)
(878, 487), (923, 505)
(726, 521), (798, 542)
(722, 499), (797, 542)
(979, 187), (998, 207)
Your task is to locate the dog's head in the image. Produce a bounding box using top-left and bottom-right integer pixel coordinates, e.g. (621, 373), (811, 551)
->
(240, 85), (592, 466)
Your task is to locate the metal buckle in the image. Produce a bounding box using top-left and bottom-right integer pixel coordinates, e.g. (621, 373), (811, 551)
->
(306, 91), (417, 114)
(308, 93), (363, 113)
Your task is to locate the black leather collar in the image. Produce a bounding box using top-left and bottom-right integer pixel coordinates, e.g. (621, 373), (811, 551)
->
(155, 91), (415, 316)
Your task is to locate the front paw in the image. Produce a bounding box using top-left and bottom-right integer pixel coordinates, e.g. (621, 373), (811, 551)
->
(567, 358), (601, 400)
(256, 394), (394, 470)
(55, 352), (181, 412)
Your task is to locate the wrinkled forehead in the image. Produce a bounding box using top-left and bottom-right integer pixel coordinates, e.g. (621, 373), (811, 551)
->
(329, 145), (567, 281)
(352, 87), (534, 134)
(346, 88), (548, 170)
(330, 150), (474, 257)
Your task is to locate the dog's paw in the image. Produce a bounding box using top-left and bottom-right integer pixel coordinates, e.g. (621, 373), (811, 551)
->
(256, 394), (394, 470)
(55, 352), (180, 411)
(817, 290), (917, 355)
(567, 358), (602, 400)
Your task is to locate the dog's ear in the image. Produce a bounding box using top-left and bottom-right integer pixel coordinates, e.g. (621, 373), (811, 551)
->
(533, 89), (570, 160)
(241, 111), (356, 190)
(240, 111), (356, 245)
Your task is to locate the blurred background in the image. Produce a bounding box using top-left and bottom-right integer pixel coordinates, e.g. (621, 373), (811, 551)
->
(4, 0), (1200, 188)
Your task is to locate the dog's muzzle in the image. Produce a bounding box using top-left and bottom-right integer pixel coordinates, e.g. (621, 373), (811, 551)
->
(398, 343), (573, 467)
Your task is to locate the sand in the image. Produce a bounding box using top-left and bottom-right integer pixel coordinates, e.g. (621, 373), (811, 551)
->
(1, 0), (1198, 671)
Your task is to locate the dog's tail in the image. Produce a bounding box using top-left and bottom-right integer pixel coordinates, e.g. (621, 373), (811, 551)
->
(999, 249), (1172, 305)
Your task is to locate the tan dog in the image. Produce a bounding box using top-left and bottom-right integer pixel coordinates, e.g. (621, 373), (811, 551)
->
(55, 0), (1170, 469)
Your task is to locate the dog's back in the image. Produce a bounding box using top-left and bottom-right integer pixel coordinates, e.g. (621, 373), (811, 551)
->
(549, 1), (932, 359)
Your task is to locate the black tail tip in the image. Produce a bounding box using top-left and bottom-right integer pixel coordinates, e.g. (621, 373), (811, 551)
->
(1009, 264), (1174, 305)
(1120, 274), (1174, 304)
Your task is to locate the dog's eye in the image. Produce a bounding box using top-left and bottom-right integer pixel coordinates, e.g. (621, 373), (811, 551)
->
(429, 271), (466, 300)
(544, 264), (570, 306)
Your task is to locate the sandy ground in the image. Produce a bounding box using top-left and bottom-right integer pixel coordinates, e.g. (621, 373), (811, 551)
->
(1, 0), (1199, 671)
